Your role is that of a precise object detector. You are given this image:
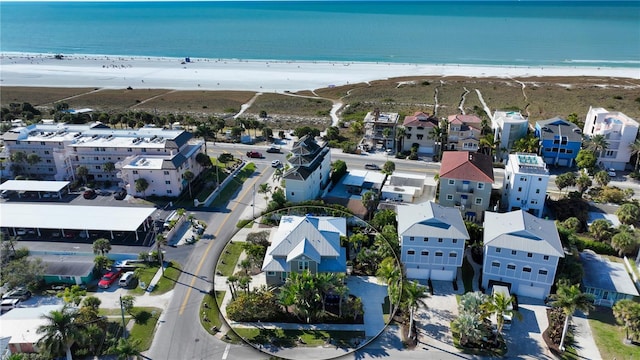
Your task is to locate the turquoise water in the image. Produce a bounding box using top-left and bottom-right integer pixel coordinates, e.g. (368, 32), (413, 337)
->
(1, 1), (639, 67)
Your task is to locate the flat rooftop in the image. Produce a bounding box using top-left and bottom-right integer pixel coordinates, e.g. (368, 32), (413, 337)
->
(0, 204), (155, 232)
(0, 180), (70, 192)
(123, 156), (166, 170)
(509, 153), (549, 175)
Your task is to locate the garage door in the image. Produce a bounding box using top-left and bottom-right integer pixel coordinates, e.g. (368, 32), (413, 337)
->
(418, 146), (433, 154)
(558, 158), (570, 167)
(517, 284), (545, 299)
(406, 268), (429, 280)
(431, 269), (454, 281)
(544, 157), (555, 166)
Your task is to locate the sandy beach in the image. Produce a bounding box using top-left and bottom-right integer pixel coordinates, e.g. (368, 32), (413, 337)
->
(1, 53), (639, 93)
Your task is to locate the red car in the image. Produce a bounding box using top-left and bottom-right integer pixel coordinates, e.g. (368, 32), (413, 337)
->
(246, 151), (263, 158)
(98, 269), (122, 289)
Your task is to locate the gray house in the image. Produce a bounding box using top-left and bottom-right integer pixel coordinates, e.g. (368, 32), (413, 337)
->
(482, 210), (564, 299)
(581, 250), (639, 307)
(261, 215), (347, 286)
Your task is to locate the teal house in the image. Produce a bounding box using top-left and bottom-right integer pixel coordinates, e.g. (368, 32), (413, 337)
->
(42, 260), (95, 286)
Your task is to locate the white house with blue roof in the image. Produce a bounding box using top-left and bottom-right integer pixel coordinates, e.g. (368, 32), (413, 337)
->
(261, 215), (346, 286)
(398, 201), (469, 281)
(482, 210), (564, 299)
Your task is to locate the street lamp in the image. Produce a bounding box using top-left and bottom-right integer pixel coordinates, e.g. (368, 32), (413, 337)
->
(119, 295), (127, 339)
(252, 183), (256, 219)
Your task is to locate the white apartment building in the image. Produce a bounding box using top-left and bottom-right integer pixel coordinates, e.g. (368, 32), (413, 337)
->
(583, 107), (639, 171)
(502, 153), (549, 217)
(1, 122), (204, 197)
(284, 135), (331, 203)
(398, 201), (470, 281)
(492, 111), (529, 158)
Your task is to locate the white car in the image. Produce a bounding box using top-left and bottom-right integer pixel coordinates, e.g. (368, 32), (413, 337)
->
(271, 160), (282, 168)
(607, 168), (616, 177)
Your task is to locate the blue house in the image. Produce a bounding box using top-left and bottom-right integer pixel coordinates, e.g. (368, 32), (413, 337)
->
(535, 117), (583, 167)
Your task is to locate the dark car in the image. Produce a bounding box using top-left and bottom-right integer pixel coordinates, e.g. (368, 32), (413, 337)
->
(98, 269), (123, 289)
(83, 189), (96, 199)
(114, 189), (127, 200)
(364, 163), (381, 170)
(246, 151), (263, 158)
(2, 287), (32, 301)
(266, 147), (281, 153)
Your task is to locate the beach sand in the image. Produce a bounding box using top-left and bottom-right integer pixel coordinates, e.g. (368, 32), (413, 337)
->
(2, 53), (638, 93)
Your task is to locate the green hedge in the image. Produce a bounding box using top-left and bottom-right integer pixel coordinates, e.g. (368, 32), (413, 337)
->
(574, 237), (617, 256)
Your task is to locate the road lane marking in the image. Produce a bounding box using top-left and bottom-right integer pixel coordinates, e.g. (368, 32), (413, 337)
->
(222, 344), (231, 360)
(179, 173), (263, 315)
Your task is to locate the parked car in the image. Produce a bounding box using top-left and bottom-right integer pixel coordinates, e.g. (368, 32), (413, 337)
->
(2, 287), (32, 301)
(246, 151), (263, 158)
(98, 269), (122, 288)
(1, 190), (16, 199)
(83, 189), (96, 199)
(607, 168), (617, 177)
(0, 298), (20, 312)
(114, 189), (127, 200)
(271, 160), (282, 168)
(364, 163), (381, 170)
(119, 271), (135, 287)
(266, 147), (281, 153)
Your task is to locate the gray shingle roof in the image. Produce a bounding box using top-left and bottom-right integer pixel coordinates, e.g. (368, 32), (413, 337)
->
(483, 210), (564, 257)
(581, 251), (639, 296)
(397, 201), (469, 239)
(536, 117), (583, 142)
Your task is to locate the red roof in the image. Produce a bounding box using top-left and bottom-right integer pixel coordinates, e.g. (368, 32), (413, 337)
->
(403, 112), (438, 127)
(447, 114), (482, 125)
(439, 151), (494, 183)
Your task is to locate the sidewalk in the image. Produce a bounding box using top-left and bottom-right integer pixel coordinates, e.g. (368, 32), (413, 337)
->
(464, 247), (482, 292)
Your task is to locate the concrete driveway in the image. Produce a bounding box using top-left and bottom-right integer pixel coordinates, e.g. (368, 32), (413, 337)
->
(504, 296), (555, 359)
(416, 281), (459, 349)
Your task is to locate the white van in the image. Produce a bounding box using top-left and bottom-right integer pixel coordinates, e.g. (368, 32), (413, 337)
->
(0, 298), (20, 312)
(163, 210), (179, 230)
(119, 271), (135, 287)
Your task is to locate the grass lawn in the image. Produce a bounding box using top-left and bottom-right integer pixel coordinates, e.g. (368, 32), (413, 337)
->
(232, 328), (366, 348)
(589, 307), (640, 360)
(461, 257), (474, 293)
(128, 261), (181, 295)
(129, 307), (162, 351)
(201, 291), (226, 334)
(209, 163), (256, 209)
(217, 242), (244, 276)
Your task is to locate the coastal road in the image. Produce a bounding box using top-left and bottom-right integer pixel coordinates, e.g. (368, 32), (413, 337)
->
(145, 164), (274, 360)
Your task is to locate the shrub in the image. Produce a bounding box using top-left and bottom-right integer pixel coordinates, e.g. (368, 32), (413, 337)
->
(573, 237), (617, 256)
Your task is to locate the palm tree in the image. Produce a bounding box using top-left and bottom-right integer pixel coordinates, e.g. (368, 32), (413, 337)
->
(613, 299), (640, 341)
(37, 304), (84, 360)
(611, 229), (638, 256)
(195, 121), (216, 152)
(9, 151), (26, 176)
(258, 183), (272, 201)
(575, 173), (592, 194)
(479, 133), (499, 157)
(550, 283), (595, 351)
(382, 127), (392, 151)
(155, 234), (167, 275)
(395, 126), (406, 153)
(594, 170), (610, 187)
(76, 165), (89, 184)
(361, 190), (379, 220)
(102, 161), (116, 179)
(403, 280), (428, 340)
(376, 257), (401, 315)
(429, 121), (446, 159)
(111, 337), (141, 360)
(92, 238), (111, 255)
(183, 170), (195, 198)
(483, 291), (520, 337)
(134, 177), (149, 196)
(587, 134), (609, 159)
(26, 153), (41, 176)
(629, 138), (640, 173)
(616, 203), (640, 226)
(452, 312), (483, 347)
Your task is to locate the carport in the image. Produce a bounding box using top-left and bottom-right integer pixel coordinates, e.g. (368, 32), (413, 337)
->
(0, 180), (70, 199)
(0, 203), (155, 241)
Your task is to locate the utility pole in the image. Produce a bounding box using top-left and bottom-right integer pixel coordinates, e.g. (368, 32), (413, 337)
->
(119, 295), (127, 339)
(252, 183), (256, 219)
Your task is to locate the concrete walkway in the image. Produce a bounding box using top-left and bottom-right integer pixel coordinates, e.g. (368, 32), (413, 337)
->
(572, 311), (602, 360)
(465, 247), (481, 292)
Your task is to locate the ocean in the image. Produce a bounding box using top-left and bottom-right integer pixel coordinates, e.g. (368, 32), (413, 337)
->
(1, 1), (639, 68)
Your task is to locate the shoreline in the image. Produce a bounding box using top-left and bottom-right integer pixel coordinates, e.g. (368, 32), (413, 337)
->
(1, 52), (639, 93)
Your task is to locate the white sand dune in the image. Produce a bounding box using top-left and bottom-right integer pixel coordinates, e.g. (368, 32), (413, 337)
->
(1, 52), (638, 93)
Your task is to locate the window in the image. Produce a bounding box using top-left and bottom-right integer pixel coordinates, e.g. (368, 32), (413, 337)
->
(421, 251), (429, 256)
(477, 183), (484, 190)
(95, 166), (101, 170)
(448, 179), (455, 185)
(438, 238), (443, 243)
(446, 194), (453, 200)
(536, 189), (540, 194)
(520, 177), (527, 182)
(291, 192), (295, 196)
(453, 239), (458, 244)
(167, 190), (172, 194)
(496, 248), (501, 253)
(133, 170), (139, 175)
(40, 141), (45, 145)
(492, 261), (500, 267)
(507, 264), (516, 270)
(97, 175), (103, 178)
(267, 271), (276, 276)
(531, 200), (538, 205)
(475, 198), (482, 205)
(44, 150), (50, 154)
(165, 181), (171, 184)
(410, 236), (415, 241)
(46, 159), (52, 163)
(417, 134), (424, 140)
(511, 250), (517, 255)
(543, 255), (549, 260)
(127, 148), (132, 152)
(449, 252), (457, 257)
(566, 149), (573, 154)
(299, 261), (310, 271)
(423, 237), (429, 242)
(407, 250), (415, 255)
(518, 187), (522, 192)
(539, 270), (548, 275)
(164, 171), (169, 175)
(141, 148), (147, 153)
(435, 251), (443, 257)
(523, 267), (532, 273)
(527, 252), (533, 258)
(94, 157), (99, 161)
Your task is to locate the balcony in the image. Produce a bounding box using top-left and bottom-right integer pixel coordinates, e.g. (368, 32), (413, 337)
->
(456, 187), (474, 194)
